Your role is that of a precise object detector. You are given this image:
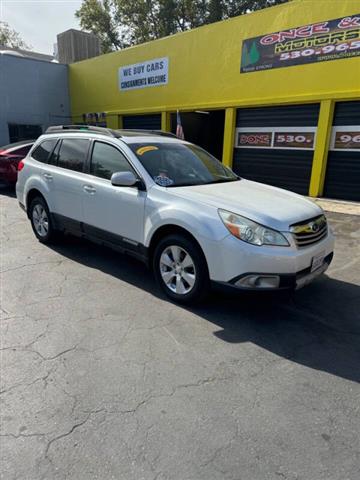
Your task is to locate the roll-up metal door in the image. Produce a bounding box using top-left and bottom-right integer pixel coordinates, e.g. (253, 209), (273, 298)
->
(233, 104), (320, 195)
(122, 114), (161, 130)
(323, 101), (360, 201)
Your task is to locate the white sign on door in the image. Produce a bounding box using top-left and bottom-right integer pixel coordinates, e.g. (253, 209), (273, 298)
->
(118, 57), (169, 91)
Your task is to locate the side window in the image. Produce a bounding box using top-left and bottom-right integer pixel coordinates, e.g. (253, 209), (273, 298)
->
(57, 139), (89, 173)
(48, 140), (60, 166)
(90, 141), (134, 180)
(31, 139), (57, 163)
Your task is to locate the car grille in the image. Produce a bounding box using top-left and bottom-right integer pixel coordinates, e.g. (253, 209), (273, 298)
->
(290, 215), (328, 248)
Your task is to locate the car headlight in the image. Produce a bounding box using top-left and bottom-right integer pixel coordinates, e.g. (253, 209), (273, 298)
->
(218, 209), (289, 246)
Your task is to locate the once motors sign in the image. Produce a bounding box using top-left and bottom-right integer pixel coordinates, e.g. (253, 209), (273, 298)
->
(240, 14), (360, 73)
(119, 57), (169, 91)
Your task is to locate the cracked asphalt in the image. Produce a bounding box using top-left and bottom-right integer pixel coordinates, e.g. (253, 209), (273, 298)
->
(1, 187), (360, 480)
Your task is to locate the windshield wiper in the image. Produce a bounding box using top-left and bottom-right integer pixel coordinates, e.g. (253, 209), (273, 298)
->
(202, 177), (240, 185)
(167, 182), (199, 187)
(167, 177), (240, 188)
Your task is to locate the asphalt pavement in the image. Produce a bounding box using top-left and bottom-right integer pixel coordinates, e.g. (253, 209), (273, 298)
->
(1, 187), (360, 480)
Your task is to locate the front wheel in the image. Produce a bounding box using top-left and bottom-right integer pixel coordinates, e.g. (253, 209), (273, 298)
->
(153, 234), (210, 304)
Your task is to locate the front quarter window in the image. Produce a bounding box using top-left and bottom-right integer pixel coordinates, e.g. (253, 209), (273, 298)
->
(129, 142), (239, 187)
(90, 141), (135, 180)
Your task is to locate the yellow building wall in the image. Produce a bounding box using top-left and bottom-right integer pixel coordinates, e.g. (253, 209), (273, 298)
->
(69, 0), (360, 118)
(69, 0), (360, 198)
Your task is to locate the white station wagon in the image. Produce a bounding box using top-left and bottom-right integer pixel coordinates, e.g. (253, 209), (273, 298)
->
(16, 125), (335, 303)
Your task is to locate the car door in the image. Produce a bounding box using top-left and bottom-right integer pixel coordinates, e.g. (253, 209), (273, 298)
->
(42, 137), (90, 233)
(29, 138), (58, 195)
(82, 140), (146, 247)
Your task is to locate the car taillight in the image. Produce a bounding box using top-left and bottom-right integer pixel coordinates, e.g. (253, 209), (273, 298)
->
(18, 160), (25, 171)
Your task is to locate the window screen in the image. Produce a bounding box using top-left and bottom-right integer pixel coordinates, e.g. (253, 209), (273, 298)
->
(57, 139), (89, 172)
(31, 139), (57, 163)
(90, 142), (133, 180)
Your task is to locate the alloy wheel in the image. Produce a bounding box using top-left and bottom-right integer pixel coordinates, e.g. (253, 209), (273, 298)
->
(159, 245), (196, 295)
(32, 204), (49, 238)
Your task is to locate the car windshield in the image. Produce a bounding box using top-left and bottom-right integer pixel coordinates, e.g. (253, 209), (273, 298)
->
(129, 142), (239, 187)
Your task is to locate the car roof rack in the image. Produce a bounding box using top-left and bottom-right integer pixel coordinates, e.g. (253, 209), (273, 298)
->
(45, 125), (178, 139)
(117, 129), (177, 138)
(45, 125), (120, 137)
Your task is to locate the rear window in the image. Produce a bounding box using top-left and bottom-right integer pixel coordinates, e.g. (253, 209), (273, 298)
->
(57, 139), (89, 173)
(31, 139), (57, 163)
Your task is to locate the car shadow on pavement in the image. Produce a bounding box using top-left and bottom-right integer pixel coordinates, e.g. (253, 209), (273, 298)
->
(194, 280), (360, 384)
(50, 235), (360, 384)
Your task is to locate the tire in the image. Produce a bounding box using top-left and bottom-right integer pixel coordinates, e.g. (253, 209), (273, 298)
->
(153, 233), (210, 304)
(29, 196), (58, 244)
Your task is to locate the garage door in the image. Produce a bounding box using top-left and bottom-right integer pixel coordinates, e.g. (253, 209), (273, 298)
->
(323, 101), (360, 202)
(233, 104), (320, 195)
(122, 114), (161, 130)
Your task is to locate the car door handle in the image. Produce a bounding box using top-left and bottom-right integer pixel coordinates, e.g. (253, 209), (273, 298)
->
(83, 185), (96, 194)
(43, 173), (53, 181)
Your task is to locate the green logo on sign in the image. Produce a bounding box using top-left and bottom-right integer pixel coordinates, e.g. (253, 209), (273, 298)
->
(242, 42), (260, 67)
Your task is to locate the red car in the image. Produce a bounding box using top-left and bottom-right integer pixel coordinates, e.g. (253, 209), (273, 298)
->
(0, 140), (35, 185)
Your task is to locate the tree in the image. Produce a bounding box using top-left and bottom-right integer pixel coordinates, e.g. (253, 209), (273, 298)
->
(208, 0), (224, 23)
(76, 0), (290, 51)
(224, 0), (288, 17)
(75, 0), (126, 51)
(0, 22), (31, 50)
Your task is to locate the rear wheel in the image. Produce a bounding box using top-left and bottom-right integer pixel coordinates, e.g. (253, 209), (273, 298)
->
(29, 196), (57, 244)
(153, 234), (210, 304)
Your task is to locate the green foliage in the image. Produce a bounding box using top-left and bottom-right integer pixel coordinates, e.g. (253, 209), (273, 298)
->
(208, 0), (224, 23)
(76, 0), (290, 51)
(0, 21), (31, 50)
(224, 0), (288, 17)
(75, 0), (125, 52)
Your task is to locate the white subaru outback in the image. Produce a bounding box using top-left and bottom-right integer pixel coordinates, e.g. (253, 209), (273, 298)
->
(16, 125), (334, 303)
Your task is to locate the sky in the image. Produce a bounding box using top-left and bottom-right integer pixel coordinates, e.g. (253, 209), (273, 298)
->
(0, 0), (83, 54)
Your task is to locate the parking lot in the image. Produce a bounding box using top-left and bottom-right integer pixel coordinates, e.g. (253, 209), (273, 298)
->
(1, 188), (359, 480)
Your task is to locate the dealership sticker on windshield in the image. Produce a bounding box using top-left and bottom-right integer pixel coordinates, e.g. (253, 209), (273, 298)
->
(136, 146), (159, 155)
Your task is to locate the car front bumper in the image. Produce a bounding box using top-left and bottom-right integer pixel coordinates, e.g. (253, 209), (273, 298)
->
(203, 229), (335, 290)
(219, 251), (333, 291)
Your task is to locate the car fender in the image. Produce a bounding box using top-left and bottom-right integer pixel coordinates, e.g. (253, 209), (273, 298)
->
(144, 202), (229, 255)
(23, 173), (53, 211)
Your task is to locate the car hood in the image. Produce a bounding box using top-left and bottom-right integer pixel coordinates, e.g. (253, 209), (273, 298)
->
(170, 179), (323, 231)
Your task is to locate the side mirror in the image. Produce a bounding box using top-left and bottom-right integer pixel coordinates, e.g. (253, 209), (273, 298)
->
(111, 171), (138, 187)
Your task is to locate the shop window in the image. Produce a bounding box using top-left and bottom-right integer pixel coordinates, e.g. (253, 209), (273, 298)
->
(8, 124), (43, 143)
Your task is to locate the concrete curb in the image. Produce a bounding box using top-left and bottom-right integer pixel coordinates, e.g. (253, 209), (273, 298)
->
(309, 198), (360, 216)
